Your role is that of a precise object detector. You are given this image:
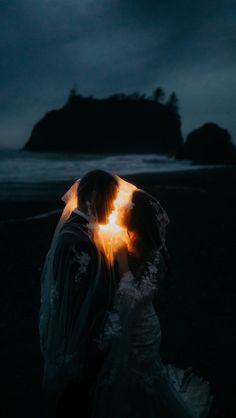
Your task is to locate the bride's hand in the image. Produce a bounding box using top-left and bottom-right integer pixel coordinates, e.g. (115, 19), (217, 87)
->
(114, 244), (129, 275)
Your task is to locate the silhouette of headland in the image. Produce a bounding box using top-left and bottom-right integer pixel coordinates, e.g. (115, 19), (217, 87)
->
(22, 87), (183, 155)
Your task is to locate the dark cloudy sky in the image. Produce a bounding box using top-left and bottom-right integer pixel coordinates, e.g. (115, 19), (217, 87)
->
(0, 0), (235, 149)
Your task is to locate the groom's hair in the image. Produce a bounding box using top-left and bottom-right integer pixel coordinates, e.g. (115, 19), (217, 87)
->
(77, 170), (119, 222)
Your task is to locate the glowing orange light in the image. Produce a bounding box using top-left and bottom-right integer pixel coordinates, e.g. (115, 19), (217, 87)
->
(97, 177), (137, 263)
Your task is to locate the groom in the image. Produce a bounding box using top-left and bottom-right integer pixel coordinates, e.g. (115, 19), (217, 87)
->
(46, 170), (119, 418)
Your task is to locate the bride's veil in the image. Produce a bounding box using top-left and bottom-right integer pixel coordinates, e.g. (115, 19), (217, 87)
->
(51, 178), (81, 245)
(39, 172), (170, 404)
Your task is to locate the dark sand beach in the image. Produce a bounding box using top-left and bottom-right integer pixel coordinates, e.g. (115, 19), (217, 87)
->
(0, 166), (236, 417)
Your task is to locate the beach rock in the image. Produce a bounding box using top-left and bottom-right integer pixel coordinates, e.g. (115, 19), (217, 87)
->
(176, 122), (236, 164)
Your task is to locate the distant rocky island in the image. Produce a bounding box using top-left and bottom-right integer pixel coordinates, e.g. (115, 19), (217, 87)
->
(176, 122), (236, 165)
(22, 87), (183, 155)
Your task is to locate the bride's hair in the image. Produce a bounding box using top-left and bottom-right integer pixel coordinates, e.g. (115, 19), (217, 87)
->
(125, 190), (162, 257)
(122, 190), (172, 275)
(77, 169), (118, 223)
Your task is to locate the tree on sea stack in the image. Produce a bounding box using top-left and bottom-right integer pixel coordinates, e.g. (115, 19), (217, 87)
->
(66, 84), (83, 106)
(151, 87), (165, 103)
(175, 122), (236, 165)
(167, 92), (179, 113)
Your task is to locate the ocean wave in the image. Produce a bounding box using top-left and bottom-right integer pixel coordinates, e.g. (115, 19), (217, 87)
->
(0, 150), (219, 183)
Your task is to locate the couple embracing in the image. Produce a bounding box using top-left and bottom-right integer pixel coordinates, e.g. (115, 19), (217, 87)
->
(39, 170), (213, 418)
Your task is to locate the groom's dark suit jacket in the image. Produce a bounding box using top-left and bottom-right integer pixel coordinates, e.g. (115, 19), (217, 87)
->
(54, 211), (116, 417)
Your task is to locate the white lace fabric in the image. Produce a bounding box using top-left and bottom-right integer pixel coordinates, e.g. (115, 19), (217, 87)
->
(96, 249), (162, 351)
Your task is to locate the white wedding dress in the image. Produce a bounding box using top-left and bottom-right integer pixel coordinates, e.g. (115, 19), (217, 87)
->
(91, 250), (214, 418)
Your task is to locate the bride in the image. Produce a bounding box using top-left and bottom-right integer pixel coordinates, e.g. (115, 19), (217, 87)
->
(92, 188), (214, 418)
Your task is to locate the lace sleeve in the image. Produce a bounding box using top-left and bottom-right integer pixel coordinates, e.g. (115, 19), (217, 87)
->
(96, 249), (164, 352)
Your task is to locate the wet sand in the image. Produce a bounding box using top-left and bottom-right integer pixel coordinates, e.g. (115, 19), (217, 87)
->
(0, 166), (236, 417)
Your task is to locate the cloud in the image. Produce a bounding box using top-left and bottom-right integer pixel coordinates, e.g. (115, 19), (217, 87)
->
(0, 0), (235, 147)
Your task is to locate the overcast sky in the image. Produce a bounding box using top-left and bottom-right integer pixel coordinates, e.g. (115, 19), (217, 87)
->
(0, 0), (235, 149)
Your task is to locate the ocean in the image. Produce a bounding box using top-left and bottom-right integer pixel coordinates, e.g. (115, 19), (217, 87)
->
(0, 149), (218, 183)
(0, 149), (222, 202)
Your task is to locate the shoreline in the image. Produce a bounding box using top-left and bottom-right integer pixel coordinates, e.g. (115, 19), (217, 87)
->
(0, 166), (235, 221)
(0, 165), (236, 417)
